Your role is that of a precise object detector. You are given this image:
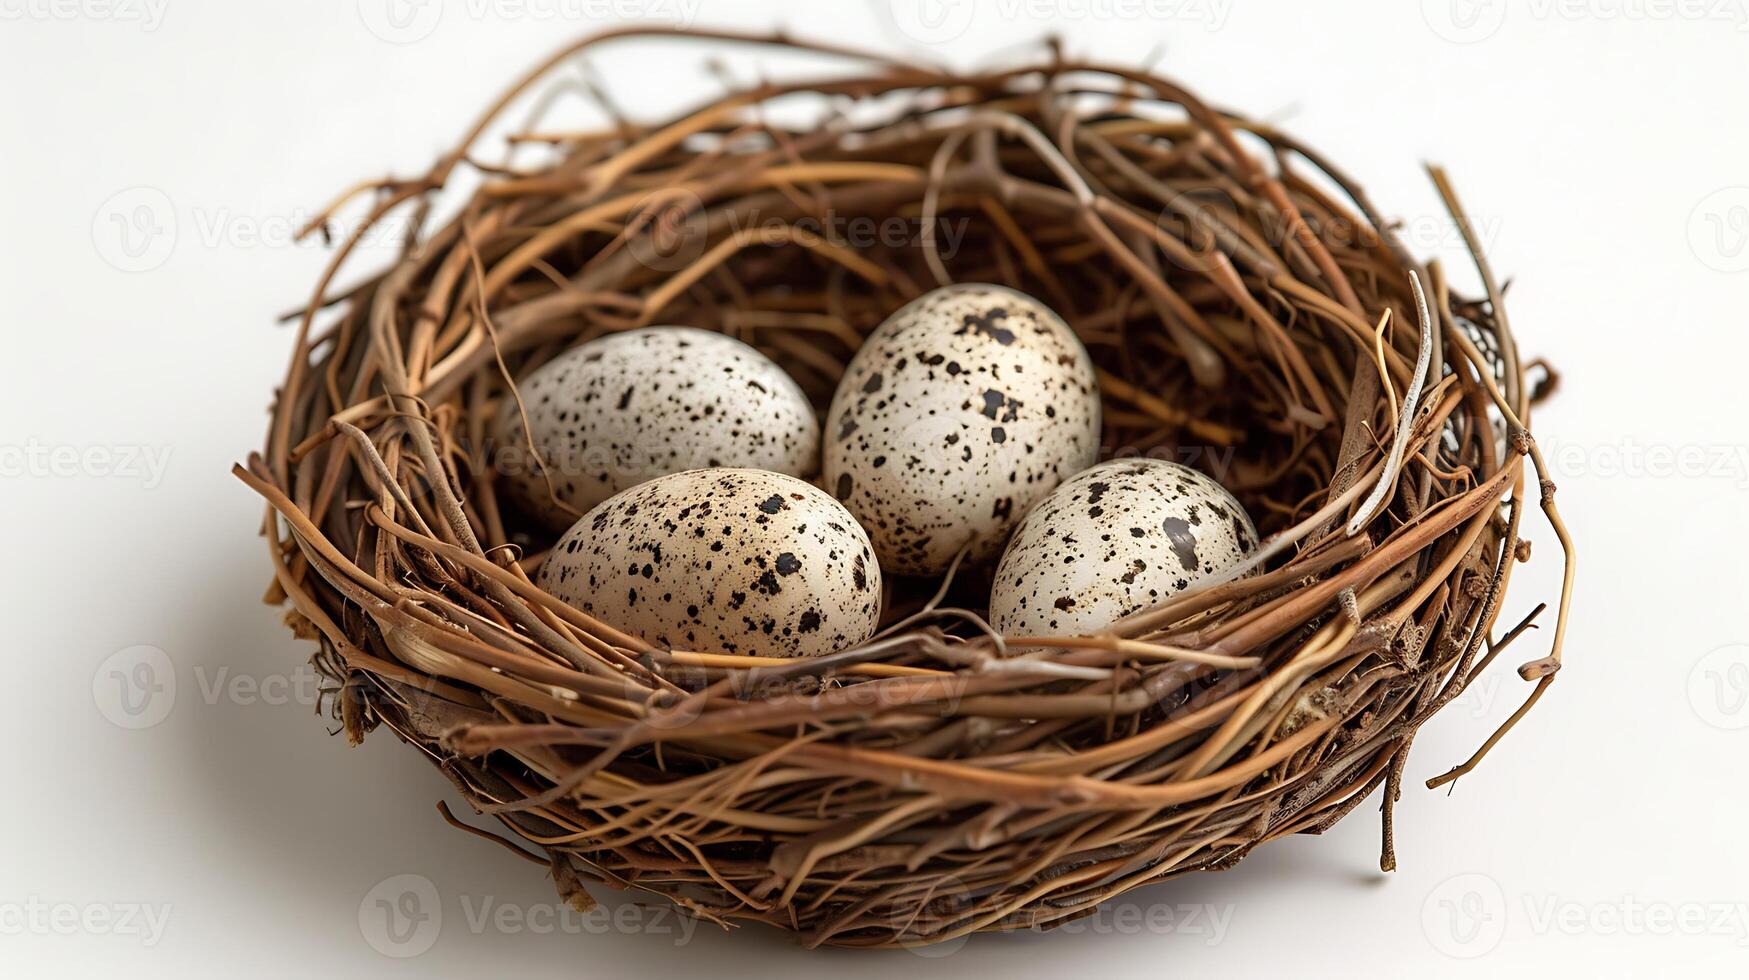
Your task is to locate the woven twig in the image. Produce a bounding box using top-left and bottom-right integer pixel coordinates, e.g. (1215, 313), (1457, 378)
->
(237, 27), (1574, 948)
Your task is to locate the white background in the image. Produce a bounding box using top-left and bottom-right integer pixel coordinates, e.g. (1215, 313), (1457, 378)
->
(2, 1), (1746, 976)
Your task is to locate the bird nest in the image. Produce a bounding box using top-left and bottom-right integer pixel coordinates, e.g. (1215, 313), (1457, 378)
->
(236, 28), (1574, 949)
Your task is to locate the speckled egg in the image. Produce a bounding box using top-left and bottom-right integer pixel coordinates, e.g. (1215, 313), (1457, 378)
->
(823, 284), (1100, 576)
(988, 458), (1258, 637)
(495, 327), (819, 527)
(536, 469), (881, 658)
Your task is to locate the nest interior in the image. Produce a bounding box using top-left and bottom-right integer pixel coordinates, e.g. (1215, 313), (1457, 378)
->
(237, 28), (1573, 949)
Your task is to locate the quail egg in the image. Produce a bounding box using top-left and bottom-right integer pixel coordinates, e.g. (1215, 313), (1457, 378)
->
(823, 284), (1100, 576)
(989, 458), (1258, 637)
(495, 327), (819, 527)
(536, 468), (881, 658)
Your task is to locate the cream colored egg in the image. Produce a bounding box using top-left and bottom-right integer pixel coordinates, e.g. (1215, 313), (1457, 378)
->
(536, 469), (881, 658)
(989, 458), (1258, 637)
(823, 284), (1100, 576)
(495, 327), (819, 527)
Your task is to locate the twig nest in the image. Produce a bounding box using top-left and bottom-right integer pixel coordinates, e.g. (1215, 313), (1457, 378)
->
(494, 327), (819, 527)
(242, 29), (1569, 950)
(536, 468), (881, 658)
(824, 284), (1100, 576)
(989, 458), (1258, 637)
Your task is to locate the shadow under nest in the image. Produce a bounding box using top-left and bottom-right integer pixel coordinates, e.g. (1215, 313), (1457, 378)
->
(236, 28), (1573, 949)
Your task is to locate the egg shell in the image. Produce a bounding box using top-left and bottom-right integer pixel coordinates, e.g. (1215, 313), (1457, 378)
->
(988, 458), (1259, 637)
(823, 284), (1101, 576)
(536, 469), (881, 658)
(495, 327), (819, 527)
